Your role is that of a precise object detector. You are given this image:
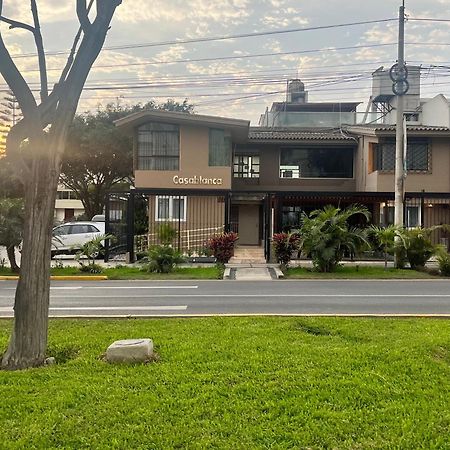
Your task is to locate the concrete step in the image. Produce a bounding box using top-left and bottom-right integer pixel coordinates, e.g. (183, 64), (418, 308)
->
(223, 264), (284, 280)
(228, 258), (266, 264)
(231, 247), (265, 264)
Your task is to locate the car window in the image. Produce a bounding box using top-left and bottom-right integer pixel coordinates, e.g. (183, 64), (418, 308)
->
(69, 225), (90, 234)
(86, 225), (100, 233)
(53, 225), (70, 236)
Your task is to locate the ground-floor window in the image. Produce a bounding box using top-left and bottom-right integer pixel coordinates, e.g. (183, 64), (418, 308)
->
(380, 202), (420, 228)
(155, 196), (187, 221)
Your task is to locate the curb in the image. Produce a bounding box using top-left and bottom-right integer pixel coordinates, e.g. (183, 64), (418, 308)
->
(0, 276), (108, 281)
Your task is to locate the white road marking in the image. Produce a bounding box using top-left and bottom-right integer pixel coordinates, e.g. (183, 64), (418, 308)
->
(3, 285), (198, 290)
(0, 293), (449, 299)
(0, 305), (187, 312)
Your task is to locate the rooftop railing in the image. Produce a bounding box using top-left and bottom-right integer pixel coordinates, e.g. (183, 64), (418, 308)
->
(258, 111), (384, 128)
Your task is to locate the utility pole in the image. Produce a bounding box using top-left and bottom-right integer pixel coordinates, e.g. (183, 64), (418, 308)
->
(391, 1), (408, 267)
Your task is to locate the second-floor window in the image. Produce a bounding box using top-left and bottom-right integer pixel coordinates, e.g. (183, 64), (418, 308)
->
(233, 155), (260, 178)
(280, 147), (354, 179)
(373, 139), (430, 172)
(137, 123), (179, 170)
(209, 129), (232, 166)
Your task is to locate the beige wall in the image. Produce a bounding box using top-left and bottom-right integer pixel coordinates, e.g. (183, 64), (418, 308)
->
(359, 136), (450, 193)
(145, 195), (225, 252)
(135, 124), (231, 190)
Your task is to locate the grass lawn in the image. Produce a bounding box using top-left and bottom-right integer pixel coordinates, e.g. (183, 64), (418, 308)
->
(0, 318), (449, 449)
(0, 265), (223, 280)
(285, 265), (441, 279)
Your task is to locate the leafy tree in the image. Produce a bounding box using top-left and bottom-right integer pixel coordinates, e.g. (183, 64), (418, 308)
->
(0, 0), (122, 370)
(300, 204), (371, 272)
(60, 100), (194, 219)
(0, 198), (24, 272)
(0, 155), (23, 198)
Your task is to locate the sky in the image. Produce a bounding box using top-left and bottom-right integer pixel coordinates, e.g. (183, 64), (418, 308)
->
(1, 0), (450, 124)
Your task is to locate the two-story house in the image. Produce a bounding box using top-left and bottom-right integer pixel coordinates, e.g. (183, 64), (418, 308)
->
(112, 67), (450, 262)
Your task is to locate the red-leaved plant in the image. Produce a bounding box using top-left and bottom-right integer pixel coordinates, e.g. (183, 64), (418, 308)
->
(206, 232), (239, 264)
(272, 232), (301, 267)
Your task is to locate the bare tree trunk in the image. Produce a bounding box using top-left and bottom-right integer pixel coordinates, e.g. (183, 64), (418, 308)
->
(6, 245), (19, 273)
(0, 0), (122, 370)
(2, 155), (58, 370)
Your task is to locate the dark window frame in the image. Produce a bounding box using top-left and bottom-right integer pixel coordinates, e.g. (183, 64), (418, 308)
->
(209, 128), (232, 167)
(137, 122), (180, 171)
(233, 154), (260, 178)
(279, 146), (354, 179)
(373, 138), (430, 172)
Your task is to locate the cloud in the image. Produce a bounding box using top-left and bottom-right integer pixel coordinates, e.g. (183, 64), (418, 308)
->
(2, 1), (73, 24)
(117, 0), (251, 26)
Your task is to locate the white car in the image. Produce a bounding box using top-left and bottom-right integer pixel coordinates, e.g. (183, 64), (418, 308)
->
(51, 221), (106, 258)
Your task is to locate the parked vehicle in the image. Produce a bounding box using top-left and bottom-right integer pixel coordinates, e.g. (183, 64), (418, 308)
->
(51, 221), (106, 258)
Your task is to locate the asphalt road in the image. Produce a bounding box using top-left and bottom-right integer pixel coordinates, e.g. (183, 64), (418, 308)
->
(1, 279), (450, 317)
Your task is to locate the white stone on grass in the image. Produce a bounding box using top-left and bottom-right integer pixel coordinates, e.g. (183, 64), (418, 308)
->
(106, 339), (154, 363)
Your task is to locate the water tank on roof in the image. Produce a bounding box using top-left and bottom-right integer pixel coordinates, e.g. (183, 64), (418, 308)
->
(287, 79), (308, 103)
(372, 65), (420, 102)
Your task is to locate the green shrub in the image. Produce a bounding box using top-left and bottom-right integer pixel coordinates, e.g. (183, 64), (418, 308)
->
(79, 263), (103, 274)
(74, 234), (114, 274)
(369, 225), (406, 269)
(272, 232), (301, 267)
(404, 228), (437, 269)
(205, 232), (238, 264)
(147, 245), (184, 273)
(300, 204), (370, 272)
(437, 250), (450, 276)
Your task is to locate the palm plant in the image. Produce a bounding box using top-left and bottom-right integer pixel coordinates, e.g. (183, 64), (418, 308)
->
(369, 224), (407, 270)
(74, 234), (114, 273)
(403, 227), (439, 270)
(300, 204), (371, 272)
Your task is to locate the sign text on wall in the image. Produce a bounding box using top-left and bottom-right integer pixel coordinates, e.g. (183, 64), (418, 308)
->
(173, 175), (223, 185)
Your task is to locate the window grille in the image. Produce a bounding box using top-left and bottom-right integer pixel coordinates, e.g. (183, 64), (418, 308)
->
(233, 155), (260, 178)
(137, 123), (179, 170)
(209, 129), (232, 166)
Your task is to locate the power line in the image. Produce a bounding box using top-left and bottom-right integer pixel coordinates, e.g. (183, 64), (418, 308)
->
(409, 18), (450, 23)
(16, 41), (450, 75)
(18, 43), (398, 73)
(10, 18), (398, 59)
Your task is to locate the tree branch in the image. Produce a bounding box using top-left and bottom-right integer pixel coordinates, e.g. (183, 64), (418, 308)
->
(58, 0), (94, 87)
(0, 15), (35, 33)
(76, 0), (91, 33)
(52, 0), (122, 136)
(30, 0), (48, 101)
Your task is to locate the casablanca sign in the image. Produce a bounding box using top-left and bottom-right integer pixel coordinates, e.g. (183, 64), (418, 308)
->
(173, 175), (223, 185)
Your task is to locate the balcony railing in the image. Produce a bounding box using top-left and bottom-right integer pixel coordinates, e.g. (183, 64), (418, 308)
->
(258, 111), (383, 128)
